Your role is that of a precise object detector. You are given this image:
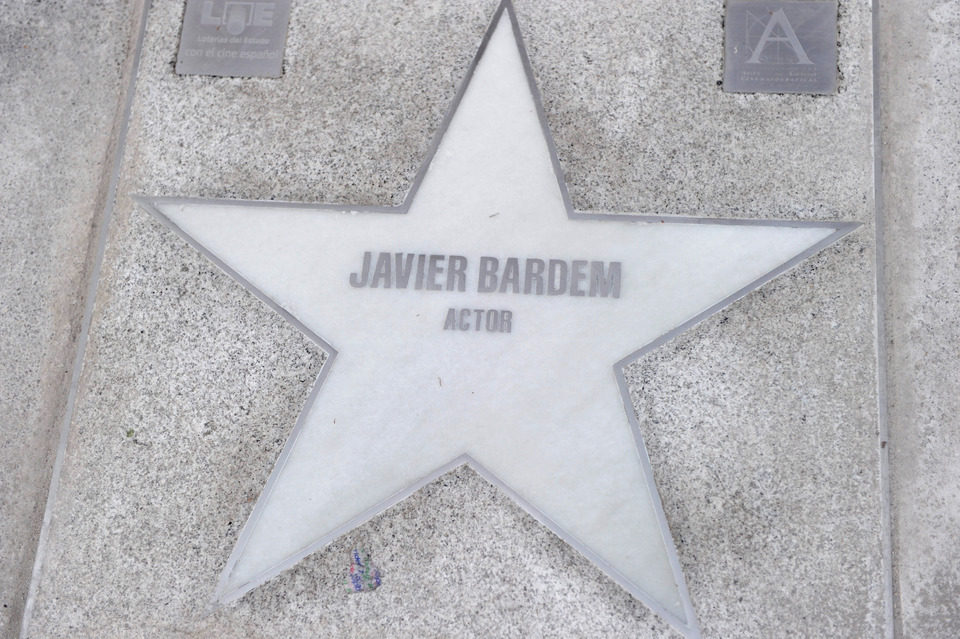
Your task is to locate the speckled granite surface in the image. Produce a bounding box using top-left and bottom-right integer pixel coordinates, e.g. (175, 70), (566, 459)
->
(3, 0), (955, 637)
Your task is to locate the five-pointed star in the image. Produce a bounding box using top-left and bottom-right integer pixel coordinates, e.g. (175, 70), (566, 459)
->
(137, 3), (855, 637)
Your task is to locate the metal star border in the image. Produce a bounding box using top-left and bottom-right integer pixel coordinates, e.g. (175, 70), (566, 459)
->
(136, 2), (858, 637)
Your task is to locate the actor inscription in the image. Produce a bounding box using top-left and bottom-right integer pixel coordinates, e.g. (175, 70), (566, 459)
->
(348, 250), (622, 332)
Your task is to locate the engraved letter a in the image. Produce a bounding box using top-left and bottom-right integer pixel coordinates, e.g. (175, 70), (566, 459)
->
(747, 9), (814, 65)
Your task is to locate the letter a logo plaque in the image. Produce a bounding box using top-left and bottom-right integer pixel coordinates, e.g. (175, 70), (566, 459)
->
(724, 0), (838, 94)
(138, 3), (856, 637)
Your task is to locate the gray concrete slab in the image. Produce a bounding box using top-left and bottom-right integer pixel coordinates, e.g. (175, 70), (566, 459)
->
(0, 2), (136, 635)
(879, 1), (960, 637)
(19, 1), (886, 637)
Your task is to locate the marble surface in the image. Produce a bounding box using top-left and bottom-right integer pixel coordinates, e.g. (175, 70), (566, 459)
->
(4, 0), (954, 636)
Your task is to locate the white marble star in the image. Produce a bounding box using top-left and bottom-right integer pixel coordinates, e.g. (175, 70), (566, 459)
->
(137, 3), (855, 637)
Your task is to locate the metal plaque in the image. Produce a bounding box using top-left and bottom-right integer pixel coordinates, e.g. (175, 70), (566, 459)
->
(724, 0), (838, 94)
(176, 0), (292, 78)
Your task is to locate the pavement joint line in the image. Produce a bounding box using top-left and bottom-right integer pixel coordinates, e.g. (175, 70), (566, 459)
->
(870, 0), (896, 637)
(18, 2), (154, 637)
